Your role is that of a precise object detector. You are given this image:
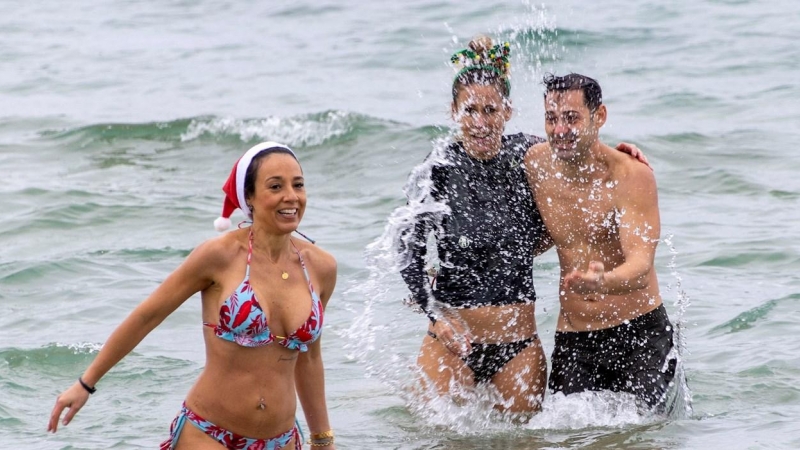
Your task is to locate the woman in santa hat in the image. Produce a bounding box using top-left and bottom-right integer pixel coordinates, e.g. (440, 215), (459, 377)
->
(48, 142), (338, 450)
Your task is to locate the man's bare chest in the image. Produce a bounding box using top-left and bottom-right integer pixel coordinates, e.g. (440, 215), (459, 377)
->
(535, 179), (621, 247)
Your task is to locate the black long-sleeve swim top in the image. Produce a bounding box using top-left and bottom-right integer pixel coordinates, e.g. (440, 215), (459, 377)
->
(399, 133), (549, 320)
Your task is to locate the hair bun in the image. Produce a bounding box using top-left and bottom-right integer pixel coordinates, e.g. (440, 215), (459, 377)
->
(468, 35), (494, 54)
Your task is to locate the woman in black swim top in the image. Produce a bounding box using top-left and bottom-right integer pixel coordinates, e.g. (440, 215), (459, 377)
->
(400, 35), (551, 414)
(400, 36), (648, 415)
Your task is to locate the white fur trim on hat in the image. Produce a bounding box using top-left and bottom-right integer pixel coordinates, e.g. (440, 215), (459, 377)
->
(235, 142), (294, 219)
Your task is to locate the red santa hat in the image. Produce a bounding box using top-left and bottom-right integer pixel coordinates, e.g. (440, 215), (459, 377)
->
(213, 141), (297, 231)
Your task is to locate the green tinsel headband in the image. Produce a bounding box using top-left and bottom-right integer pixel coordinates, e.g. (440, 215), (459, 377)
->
(451, 41), (512, 95)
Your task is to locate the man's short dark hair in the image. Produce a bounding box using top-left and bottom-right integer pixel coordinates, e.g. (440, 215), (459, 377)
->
(543, 73), (603, 112)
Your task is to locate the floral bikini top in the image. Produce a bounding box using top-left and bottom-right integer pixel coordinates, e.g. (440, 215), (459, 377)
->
(203, 231), (324, 352)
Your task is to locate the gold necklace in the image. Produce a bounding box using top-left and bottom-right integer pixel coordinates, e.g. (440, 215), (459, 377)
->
(279, 238), (295, 280)
(272, 256), (289, 280)
(249, 231), (290, 280)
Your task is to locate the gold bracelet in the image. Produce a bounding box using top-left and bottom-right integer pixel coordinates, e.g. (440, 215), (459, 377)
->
(310, 430), (334, 440)
(309, 429), (335, 447)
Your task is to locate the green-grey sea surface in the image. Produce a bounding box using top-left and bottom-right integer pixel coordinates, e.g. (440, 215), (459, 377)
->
(2, 0), (799, 449)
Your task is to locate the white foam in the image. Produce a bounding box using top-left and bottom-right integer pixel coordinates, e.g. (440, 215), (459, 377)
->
(55, 342), (103, 353)
(179, 111), (353, 147)
(405, 378), (657, 433)
(526, 391), (654, 430)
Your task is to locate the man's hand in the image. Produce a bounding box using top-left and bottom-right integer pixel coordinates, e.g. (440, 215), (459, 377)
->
(564, 261), (606, 298)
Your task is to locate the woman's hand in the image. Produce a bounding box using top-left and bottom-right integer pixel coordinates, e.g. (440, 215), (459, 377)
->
(47, 381), (91, 433)
(430, 313), (473, 357)
(615, 142), (652, 169)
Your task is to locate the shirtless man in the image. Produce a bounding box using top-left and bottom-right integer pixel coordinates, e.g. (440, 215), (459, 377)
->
(524, 73), (676, 410)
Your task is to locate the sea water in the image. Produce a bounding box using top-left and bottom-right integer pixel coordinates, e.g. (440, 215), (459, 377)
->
(2, 0), (799, 448)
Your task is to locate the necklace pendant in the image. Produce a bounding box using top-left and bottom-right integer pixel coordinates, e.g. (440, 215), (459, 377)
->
(281, 272), (289, 280)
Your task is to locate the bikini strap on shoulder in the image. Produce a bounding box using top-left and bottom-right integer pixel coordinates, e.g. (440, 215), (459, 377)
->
(246, 229), (254, 277)
(290, 239), (313, 285)
(290, 239), (304, 265)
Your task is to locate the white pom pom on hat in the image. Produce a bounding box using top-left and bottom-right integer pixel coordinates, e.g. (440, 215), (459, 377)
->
(213, 216), (232, 232)
(214, 141), (297, 231)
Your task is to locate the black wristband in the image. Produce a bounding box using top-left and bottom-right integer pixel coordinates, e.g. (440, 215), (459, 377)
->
(424, 310), (437, 325)
(78, 377), (96, 394)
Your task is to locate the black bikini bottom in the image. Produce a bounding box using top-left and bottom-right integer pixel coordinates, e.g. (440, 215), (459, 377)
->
(461, 334), (538, 384)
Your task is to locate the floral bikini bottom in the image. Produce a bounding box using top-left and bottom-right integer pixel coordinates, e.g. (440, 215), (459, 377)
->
(159, 402), (301, 450)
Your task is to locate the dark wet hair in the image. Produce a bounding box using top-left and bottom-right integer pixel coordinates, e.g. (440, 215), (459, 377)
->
(452, 36), (511, 102)
(244, 147), (299, 201)
(452, 68), (510, 102)
(543, 73), (603, 112)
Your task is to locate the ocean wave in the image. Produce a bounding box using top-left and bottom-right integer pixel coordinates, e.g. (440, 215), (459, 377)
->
(711, 293), (800, 334)
(673, 167), (765, 195)
(0, 343), (101, 371)
(86, 247), (191, 260)
(712, 299), (777, 334)
(0, 246), (191, 286)
(0, 344), (195, 383)
(40, 110), (399, 149)
(650, 131), (711, 145)
(649, 91), (731, 111)
(271, 4), (344, 18)
(180, 110), (369, 147)
(698, 250), (799, 268)
(769, 189), (800, 200)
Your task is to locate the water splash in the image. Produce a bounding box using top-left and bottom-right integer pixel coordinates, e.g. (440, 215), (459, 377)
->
(405, 376), (520, 434)
(497, 1), (561, 83)
(341, 131), (492, 433)
(442, 2), (560, 101)
(528, 391), (657, 430)
(342, 134), (453, 362)
(662, 233), (694, 418)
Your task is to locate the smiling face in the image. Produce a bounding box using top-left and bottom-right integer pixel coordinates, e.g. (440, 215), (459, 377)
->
(452, 83), (512, 159)
(544, 89), (606, 160)
(246, 152), (306, 234)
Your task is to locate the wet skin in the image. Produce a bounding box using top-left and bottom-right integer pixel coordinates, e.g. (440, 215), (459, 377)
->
(525, 89), (663, 332)
(417, 83), (547, 414)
